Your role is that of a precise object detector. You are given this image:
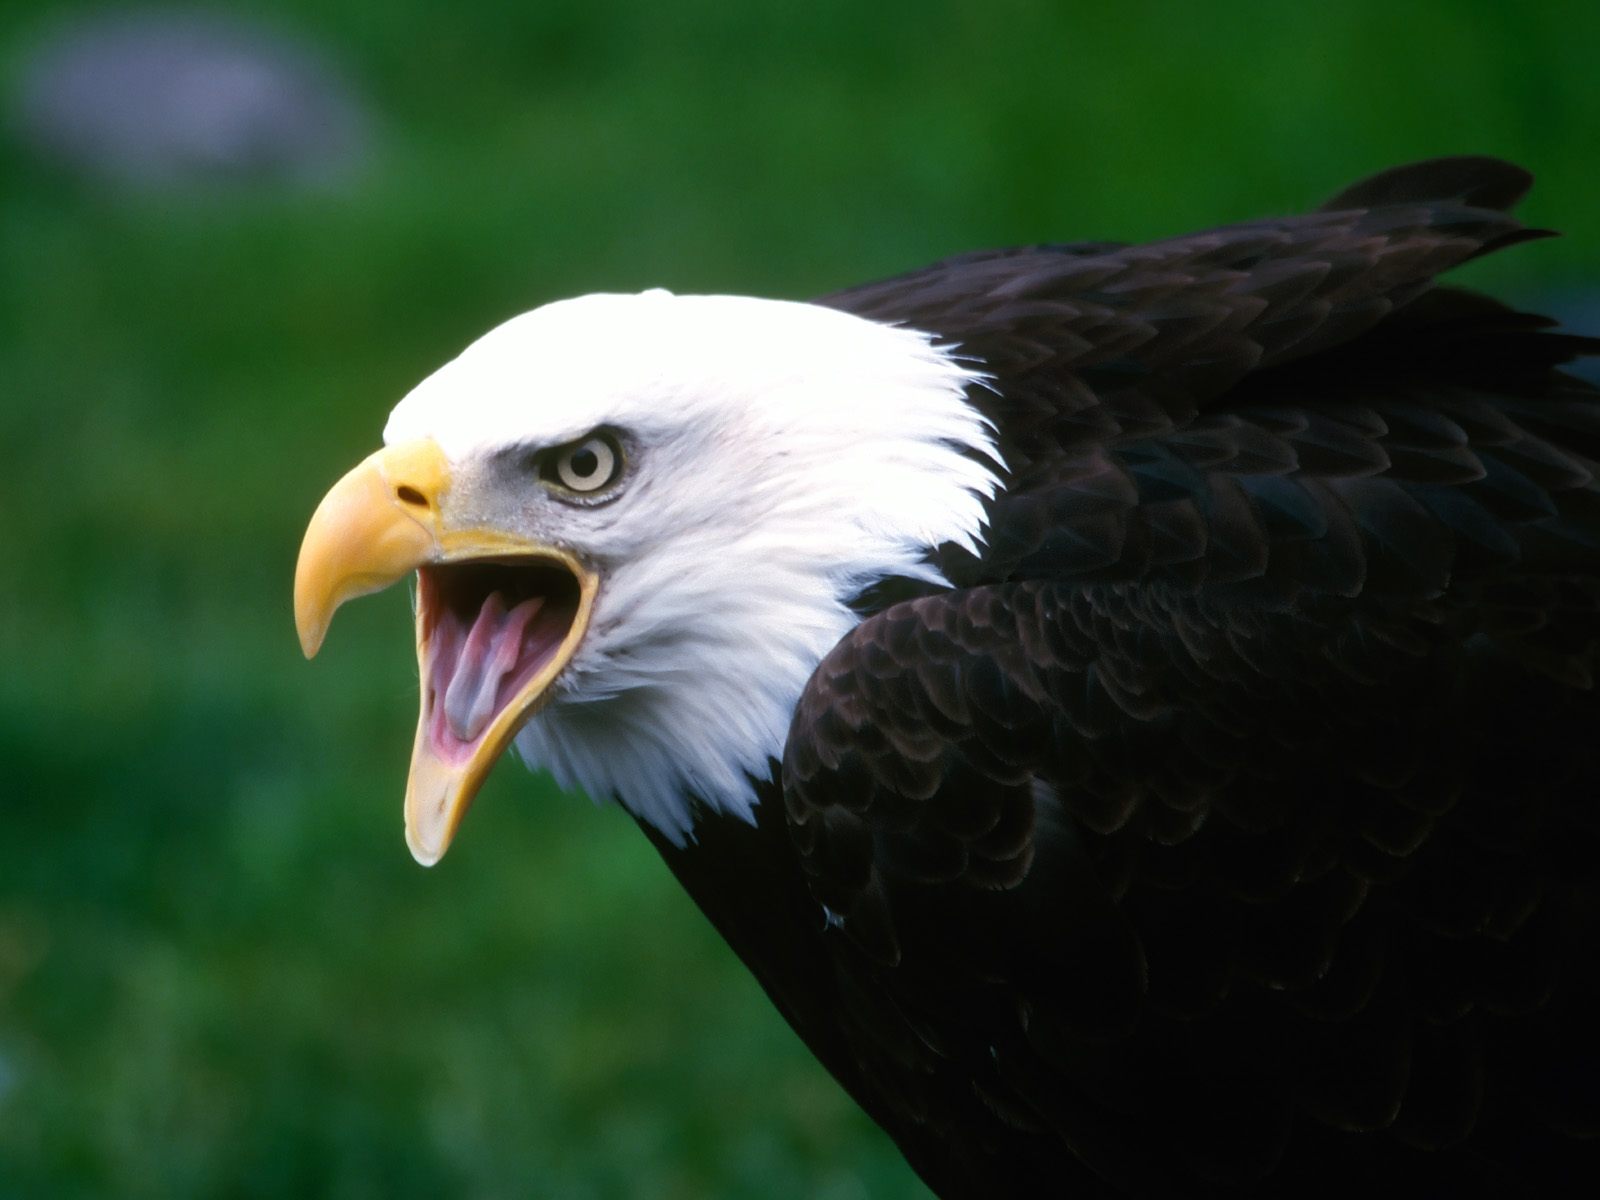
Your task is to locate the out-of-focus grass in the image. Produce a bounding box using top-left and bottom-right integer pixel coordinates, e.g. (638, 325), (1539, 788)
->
(1, 2), (1597, 1196)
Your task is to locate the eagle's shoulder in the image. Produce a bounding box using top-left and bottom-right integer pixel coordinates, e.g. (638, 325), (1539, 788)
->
(770, 157), (1600, 1194)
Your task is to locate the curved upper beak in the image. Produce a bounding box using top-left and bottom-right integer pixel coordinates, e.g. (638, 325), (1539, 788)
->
(295, 439), (596, 866)
(294, 440), (450, 659)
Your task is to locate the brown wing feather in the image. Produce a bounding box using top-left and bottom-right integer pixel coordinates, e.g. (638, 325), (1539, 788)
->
(823, 158), (1551, 484)
(776, 158), (1600, 1195)
(784, 580), (1600, 1194)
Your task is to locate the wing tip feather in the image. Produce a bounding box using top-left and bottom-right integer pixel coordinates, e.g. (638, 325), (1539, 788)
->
(1320, 156), (1534, 214)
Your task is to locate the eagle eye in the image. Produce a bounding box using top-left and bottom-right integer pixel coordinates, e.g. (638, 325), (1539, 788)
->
(542, 432), (623, 495)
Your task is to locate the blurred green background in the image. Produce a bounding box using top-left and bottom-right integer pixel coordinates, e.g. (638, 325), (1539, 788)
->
(2, 2), (1597, 1196)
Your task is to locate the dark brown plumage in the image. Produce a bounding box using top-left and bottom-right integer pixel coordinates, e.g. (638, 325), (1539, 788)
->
(648, 158), (1600, 1196)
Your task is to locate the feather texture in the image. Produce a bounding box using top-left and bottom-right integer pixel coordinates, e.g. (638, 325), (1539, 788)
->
(373, 157), (1600, 1198)
(649, 157), (1600, 1196)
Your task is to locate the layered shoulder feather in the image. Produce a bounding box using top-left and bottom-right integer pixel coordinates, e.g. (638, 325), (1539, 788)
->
(775, 158), (1600, 1195)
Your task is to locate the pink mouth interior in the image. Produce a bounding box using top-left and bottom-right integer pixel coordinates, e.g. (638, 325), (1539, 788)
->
(418, 561), (581, 764)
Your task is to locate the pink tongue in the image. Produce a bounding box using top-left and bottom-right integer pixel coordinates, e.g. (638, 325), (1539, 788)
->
(441, 593), (546, 743)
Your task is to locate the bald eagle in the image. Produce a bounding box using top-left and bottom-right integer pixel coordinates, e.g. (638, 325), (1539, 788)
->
(295, 157), (1600, 1196)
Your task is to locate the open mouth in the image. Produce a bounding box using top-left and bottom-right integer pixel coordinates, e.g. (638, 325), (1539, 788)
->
(401, 548), (597, 864)
(419, 557), (584, 763)
(294, 437), (601, 864)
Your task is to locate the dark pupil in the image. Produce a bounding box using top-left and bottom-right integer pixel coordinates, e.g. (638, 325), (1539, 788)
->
(569, 448), (599, 479)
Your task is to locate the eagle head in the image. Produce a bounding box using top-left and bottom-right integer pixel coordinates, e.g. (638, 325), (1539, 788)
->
(295, 289), (997, 861)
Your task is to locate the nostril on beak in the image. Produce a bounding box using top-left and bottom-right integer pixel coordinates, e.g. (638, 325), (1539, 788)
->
(396, 485), (428, 507)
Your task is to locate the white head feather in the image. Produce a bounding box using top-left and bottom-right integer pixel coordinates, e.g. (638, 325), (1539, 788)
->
(383, 290), (999, 843)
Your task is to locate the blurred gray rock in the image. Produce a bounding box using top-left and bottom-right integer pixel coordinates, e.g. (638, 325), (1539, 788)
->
(9, 9), (370, 192)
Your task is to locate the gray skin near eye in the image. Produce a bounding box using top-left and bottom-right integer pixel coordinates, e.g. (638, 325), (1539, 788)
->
(556, 436), (617, 491)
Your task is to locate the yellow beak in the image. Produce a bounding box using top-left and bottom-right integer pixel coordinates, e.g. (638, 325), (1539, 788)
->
(294, 439), (449, 659)
(295, 440), (596, 865)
